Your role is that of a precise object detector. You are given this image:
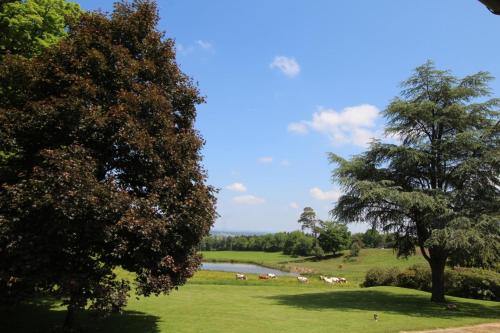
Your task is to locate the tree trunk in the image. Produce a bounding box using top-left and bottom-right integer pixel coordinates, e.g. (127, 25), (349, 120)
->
(63, 300), (77, 331)
(430, 257), (446, 303)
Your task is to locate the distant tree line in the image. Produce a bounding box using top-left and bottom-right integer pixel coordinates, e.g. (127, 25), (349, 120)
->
(200, 227), (395, 257)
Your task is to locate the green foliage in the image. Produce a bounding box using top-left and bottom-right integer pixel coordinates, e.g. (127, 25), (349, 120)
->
(201, 232), (308, 253)
(396, 264), (432, 291)
(446, 268), (500, 301)
(363, 267), (400, 287)
(363, 266), (499, 301)
(331, 61), (500, 302)
(0, 0), (216, 325)
(317, 221), (351, 255)
(350, 241), (361, 257)
(298, 207), (320, 237)
(362, 229), (384, 248)
(284, 231), (315, 256)
(446, 216), (500, 270)
(0, 0), (81, 58)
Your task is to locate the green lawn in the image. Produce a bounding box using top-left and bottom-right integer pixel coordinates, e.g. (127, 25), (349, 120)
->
(201, 249), (427, 284)
(2, 251), (498, 332)
(2, 272), (499, 333)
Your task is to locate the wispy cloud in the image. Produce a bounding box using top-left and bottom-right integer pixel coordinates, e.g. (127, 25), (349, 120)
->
(233, 195), (265, 205)
(270, 56), (300, 78)
(196, 40), (214, 51)
(310, 187), (342, 201)
(287, 122), (308, 134)
(177, 40), (214, 55)
(176, 43), (194, 55)
(288, 104), (380, 147)
(289, 202), (299, 209)
(258, 156), (273, 164)
(225, 182), (247, 192)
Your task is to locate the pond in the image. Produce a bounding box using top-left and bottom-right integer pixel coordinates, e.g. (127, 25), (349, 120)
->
(201, 262), (298, 276)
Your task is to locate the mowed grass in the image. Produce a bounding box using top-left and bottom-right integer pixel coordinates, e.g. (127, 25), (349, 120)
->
(201, 249), (427, 284)
(2, 251), (498, 332)
(3, 275), (499, 333)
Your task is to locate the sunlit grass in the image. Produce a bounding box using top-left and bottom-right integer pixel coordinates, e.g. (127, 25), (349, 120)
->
(201, 249), (427, 284)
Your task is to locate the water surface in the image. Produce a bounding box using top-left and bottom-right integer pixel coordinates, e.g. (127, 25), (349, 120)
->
(201, 262), (297, 276)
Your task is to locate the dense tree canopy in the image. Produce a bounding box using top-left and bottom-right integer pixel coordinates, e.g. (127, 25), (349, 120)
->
(331, 61), (499, 302)
(362, 229), (384, 248)
(317, 221), (351, 256)
(0, 0), (216, 327)
(0, 0), (81, 58)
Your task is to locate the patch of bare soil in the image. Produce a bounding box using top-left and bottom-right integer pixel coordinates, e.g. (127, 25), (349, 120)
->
(401, 322), (500, 333)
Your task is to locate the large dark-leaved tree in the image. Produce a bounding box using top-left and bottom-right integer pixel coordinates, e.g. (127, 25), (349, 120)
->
(0, 0), (216, 327)
(331, 61), (499, 303)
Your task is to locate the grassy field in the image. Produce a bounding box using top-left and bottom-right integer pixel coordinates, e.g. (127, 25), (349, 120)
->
(201, 249), (427, 284)
(2, 272), (499, 333)
(2, 251), (498, 333)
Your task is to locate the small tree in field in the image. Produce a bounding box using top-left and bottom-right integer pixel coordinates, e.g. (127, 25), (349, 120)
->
(331, 61), (499, 303)
(350, 241), (361, 257)
(0, 0), (216, 328)
(317, 221), (351, 256)
(298, 207), (320, 238)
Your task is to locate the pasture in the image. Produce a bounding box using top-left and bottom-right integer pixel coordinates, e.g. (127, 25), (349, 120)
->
(2, 268), (499, 332)
(201, 248), (427, 284)
(2, 271), (499, 333)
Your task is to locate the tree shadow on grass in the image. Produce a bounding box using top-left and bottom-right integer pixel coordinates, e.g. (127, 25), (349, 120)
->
(0, 299), (160, 333)
(264, 288), (500, 320)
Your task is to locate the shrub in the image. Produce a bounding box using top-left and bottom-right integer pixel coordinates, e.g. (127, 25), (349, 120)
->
(350, 242), (361, 257)
(445, 268), (500, 301)
(397, 264), (431, 291)
(363, 265), (499, 301)
(363, 267), (400, 287)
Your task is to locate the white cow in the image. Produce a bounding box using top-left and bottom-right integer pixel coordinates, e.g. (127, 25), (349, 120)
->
(235, 273), (247, 280)
(297, 276), (308, 283)
(267, 273), (277, 279)
(323, 277), (335, 284)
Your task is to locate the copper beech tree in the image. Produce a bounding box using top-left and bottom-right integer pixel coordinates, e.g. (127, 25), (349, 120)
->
(0, 0), (216, 327)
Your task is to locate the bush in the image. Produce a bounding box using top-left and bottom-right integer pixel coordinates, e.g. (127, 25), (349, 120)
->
(446, 268), (500, 301)
(363, 267), (400, 287)
(363, 265), (499, 301)
(350, 242), (361, 257)
(397, 264), (431, 291)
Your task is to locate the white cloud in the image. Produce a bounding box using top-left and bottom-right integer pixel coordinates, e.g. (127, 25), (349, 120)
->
(176, 43), (194, 55)
(280, 159), (291, 167)
(225, 182), (247, 192)
(287, 122), (309, 134)
(289, 202), (299, 209)
(177, 40), (213, 55)
(196, 40), (214, 51)
(288, 104), (380, 147)
(258, 156), (273, 164)
(310, 187), (342, 201)
(270, 56), (300, 77)
(233, 195), (265, 205)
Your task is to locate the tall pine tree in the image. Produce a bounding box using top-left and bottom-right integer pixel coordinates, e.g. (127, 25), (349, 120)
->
(331, 61), (499, 302)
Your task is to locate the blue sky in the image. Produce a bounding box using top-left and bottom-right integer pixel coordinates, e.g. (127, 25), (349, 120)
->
(79, 0), (500, 233)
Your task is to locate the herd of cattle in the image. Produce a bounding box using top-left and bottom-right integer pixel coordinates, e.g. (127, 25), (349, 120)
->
(235, 273), (348, 284)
